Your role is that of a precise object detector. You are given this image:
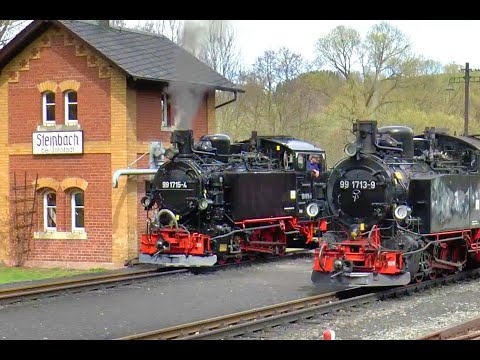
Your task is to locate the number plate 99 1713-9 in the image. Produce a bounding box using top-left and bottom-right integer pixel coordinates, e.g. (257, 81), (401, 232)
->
(339, 180), (376, 190)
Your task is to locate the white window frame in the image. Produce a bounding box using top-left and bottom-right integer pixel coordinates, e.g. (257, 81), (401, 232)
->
(42, 91), (56, 126)
(71, 191), (85, 232)
(161, 93), (175, 130)
(161, 93), (169, 127)
(43, 191), (57, 231)
(64, 90), (78, 126)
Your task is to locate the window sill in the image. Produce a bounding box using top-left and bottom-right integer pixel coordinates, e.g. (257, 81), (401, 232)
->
(161, 126), (176, 132)
(34, 231), (87, 240)
(37, 123), (82, 131)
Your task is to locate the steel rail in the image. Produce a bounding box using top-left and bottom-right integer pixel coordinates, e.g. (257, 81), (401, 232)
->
(118, 267), (480, 340)
(116, 288), (365, 340)
(0, 250), (311, 304)
(418, 315), (480, 340)
(0, 268), (187, 304)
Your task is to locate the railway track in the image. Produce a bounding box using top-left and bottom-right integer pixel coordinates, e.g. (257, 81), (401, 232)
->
(0, 268), (186, 305)
(117, 267), (480, 340)
(418, 316), (480, 340)
(0, 250), (311, 305)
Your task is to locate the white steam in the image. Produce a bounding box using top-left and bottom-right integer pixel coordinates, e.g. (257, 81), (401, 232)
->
(169, 20), (210, 131)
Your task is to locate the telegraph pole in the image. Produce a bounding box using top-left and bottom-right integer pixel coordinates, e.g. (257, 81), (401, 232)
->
(448, 62), (480, 136)
(465, 62), (470, 136)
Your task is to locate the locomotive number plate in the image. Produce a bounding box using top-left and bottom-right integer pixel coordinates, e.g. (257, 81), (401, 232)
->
(161, 181), (188, 189)
(339, 180), (376, 190)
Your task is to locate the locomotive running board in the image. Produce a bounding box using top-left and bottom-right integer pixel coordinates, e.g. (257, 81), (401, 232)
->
(139, 254), (218, 267)
(311, 270), (411, 287)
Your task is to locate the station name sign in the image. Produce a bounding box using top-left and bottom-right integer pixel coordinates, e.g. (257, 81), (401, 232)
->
(32, 130), (84, 155)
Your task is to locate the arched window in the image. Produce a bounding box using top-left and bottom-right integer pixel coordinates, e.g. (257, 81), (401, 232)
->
(71, 190), (84, 231)
(42, 91), (55, 125)
(44, 190), (57, 230)
(64, 90), (78, 124)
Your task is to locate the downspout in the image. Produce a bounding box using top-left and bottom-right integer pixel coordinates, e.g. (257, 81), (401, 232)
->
(112, 169), (158, 188)
(215, 91), (237, 109)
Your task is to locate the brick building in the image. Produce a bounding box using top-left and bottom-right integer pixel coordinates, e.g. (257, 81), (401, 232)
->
(0, 20), (241, 268)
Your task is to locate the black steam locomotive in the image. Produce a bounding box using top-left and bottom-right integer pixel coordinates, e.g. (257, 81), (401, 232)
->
(140, 129), (328, 267)
(312, 120), (480, 287)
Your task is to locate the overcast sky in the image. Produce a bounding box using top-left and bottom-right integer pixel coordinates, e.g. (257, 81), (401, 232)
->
(122, 20), (480, 71)
(230, 20), (480, 69)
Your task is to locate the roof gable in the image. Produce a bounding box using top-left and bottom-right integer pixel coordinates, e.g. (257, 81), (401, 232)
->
(0, 20), (243, 93)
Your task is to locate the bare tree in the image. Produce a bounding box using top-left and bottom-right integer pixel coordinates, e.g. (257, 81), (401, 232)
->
(134, 20), (184, 45)
(253, 50), (278, 94)
(199, 20), (242, 82)
(110, 20), (127, 29)
(275, 47), (306, 83)
(0, 20), (30, 48)
(314, 25), (361, 80)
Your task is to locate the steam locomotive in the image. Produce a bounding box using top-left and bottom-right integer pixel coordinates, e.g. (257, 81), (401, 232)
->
(139, 129), (328, 267)
(312, 120), (480, 287)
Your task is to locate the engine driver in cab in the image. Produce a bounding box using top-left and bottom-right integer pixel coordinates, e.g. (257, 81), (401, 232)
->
(307, 154), (321, 179)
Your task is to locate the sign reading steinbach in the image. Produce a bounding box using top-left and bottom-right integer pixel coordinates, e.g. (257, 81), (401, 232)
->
(32, 130), (84, 155)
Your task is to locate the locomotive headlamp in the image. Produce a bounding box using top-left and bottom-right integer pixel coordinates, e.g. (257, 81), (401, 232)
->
(334, 259), (343, 271)
(140, 196), (153, 208)
(306, 203), (319, 217)
(198, 198), (209, 211)
(344, 142), (358, 157)
(394, 205), (411, 221)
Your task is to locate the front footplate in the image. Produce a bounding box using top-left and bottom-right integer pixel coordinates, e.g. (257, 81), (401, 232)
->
(139, 253), (218, 267)
(311, 270), (411, 287)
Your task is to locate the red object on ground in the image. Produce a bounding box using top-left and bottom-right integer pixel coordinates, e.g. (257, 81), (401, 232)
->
(323, 329), (336, 340)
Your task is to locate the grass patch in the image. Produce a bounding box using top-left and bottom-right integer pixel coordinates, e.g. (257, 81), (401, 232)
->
(0, 264), (106, 285)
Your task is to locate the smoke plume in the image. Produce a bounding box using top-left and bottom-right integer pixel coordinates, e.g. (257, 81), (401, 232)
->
(169, 20), (209, 131)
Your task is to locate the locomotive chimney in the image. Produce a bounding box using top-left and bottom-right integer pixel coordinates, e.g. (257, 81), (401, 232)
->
(354, 120), (378, 154)
(171, 129), (194, 156)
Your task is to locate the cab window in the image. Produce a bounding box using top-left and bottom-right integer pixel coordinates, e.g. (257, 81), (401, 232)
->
(297, 153), (306, 170)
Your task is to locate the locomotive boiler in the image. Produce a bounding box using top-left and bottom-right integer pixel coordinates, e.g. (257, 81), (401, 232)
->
(140, 129), (328, 267)
(312, 120), (480, 287)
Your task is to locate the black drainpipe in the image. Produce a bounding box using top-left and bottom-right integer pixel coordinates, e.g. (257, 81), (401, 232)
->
(215, 91), (237, 109)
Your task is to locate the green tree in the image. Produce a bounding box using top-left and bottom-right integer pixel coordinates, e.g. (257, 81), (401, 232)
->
(314, 25), (361, 80)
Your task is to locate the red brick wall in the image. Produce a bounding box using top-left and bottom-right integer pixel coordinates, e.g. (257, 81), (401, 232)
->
(136, 87), (209, 142)
(8, 31), (111, 144)
(10, 154), (112, 262)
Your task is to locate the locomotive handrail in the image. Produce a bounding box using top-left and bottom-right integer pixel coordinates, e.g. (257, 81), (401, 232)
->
(112, 168), (159, 188)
